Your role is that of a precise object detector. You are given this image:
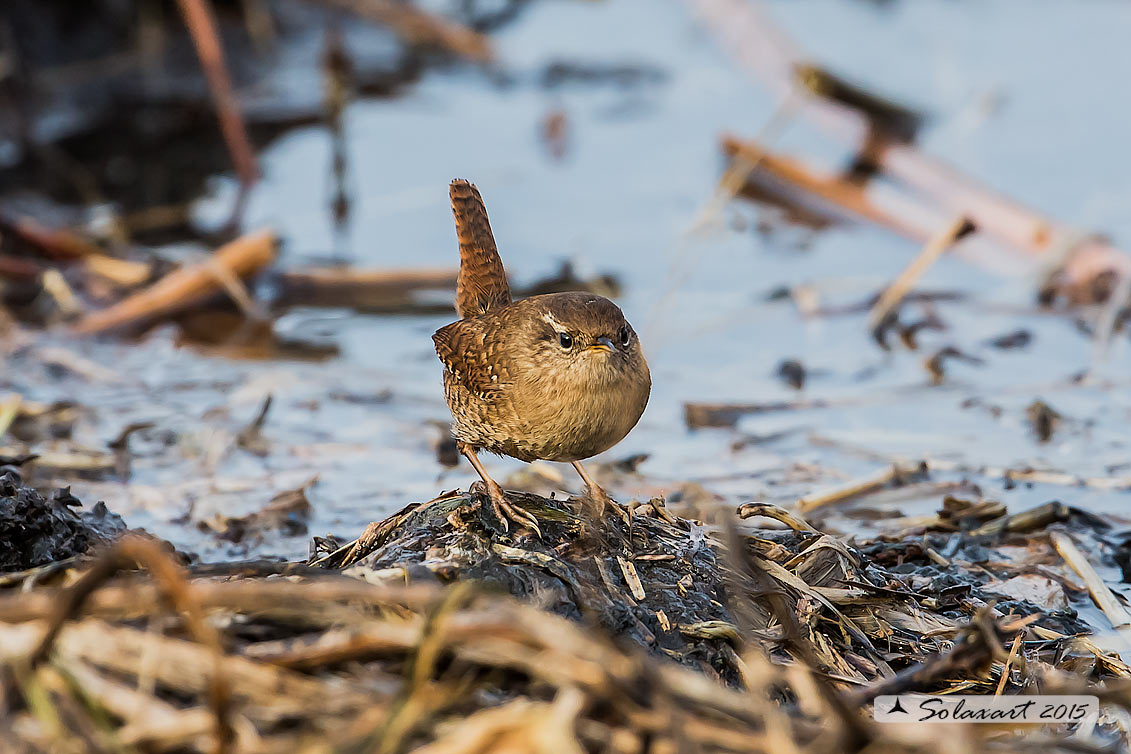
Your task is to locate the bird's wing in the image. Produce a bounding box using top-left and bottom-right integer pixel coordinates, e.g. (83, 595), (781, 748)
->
(450, 179), (512, 319)
(432, 318), (506, 396)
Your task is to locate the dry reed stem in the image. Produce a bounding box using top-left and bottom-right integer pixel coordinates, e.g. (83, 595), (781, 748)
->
(796, 462), (922, 513)
(868, 215), (976, 331)
(176, 0), (259, 190)
(693, 0), (1131, 301)
(71, 230), (276, 335)
(2, 495), (1129, 753)
(736, 502), (819, 533)
(24, 536), (235, 754)
(277, 267), (459, 310)
(722, 135), (924, 239)
(1051, 532), (1131, 638)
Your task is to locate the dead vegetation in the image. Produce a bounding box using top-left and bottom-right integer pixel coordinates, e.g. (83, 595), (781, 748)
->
(695, 0), (1131, 309)
(1, 475), (1131, 752)
(0, 0), (508, 343)
(2, 1), (1131, 752)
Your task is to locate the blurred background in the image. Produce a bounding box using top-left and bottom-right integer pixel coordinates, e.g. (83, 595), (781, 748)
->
(2, 0), (1130, 561)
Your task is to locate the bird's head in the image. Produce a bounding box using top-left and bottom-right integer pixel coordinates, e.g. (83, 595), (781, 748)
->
(523, 292), (648, 386)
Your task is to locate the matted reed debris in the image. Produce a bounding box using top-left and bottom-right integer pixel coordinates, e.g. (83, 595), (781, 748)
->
(2, 486), (1131, 753)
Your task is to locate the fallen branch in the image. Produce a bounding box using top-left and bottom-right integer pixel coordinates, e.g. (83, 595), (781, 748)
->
(697, 0), (1131, 302)
(0, 212), (151, 286)
(0, 256), (43, 281)
(723, 135), (921, 239)
(276, 266), (457, 311)
(177, 0), (260, 193)
(71, 231), (277, 335)
(0, 213), (104, 261)
(723, 136), (1028, 278)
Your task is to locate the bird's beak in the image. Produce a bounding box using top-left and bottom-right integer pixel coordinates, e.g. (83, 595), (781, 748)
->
(588, 336), (617, 353)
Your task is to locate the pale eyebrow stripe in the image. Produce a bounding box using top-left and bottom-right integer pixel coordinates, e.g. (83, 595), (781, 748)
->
(541, 311), (567, 331)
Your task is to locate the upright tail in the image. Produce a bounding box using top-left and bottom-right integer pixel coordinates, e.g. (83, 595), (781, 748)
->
(450, 179), (512, 319)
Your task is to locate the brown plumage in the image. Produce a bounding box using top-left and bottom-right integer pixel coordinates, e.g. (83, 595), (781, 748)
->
(450, 180), (511, 319)
(434, 179), (651, 535)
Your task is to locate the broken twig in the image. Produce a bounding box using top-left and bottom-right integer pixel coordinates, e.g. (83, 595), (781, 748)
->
(72, 231), (276, 335)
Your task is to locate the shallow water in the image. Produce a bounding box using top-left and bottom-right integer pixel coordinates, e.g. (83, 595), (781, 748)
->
(9, 0), (1131, 560)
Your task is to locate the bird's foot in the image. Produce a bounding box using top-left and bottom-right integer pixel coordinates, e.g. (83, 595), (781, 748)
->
(471, 479), (542, 538)
(584, 484), (633, 530)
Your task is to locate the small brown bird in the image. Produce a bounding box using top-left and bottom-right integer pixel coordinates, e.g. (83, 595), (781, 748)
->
(434, 179), (651, 534)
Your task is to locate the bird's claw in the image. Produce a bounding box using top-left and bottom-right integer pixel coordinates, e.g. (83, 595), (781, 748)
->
(584, 485), (633, 530)
(471, 480), (542, 538)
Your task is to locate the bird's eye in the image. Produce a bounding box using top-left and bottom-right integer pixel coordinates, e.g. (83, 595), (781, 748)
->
(619, 325), (631, 347)
(559, 332), (573, 349)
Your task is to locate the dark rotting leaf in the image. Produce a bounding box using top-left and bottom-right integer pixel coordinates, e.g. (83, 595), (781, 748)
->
(0, 471), (125, 571)
(776, 359), (806, 390)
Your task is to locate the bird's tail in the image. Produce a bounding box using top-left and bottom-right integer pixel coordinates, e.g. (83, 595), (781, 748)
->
(450, 179), (512, 319)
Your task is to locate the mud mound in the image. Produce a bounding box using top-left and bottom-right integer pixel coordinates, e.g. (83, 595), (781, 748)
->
(0, 471), (126, 571)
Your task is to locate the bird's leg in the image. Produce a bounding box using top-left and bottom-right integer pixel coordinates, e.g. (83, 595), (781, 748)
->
(571, 460), (632, 528)
(458, 442), (541, 537)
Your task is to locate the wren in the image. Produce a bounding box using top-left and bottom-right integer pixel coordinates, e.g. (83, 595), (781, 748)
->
(434, 179), (651, 535)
